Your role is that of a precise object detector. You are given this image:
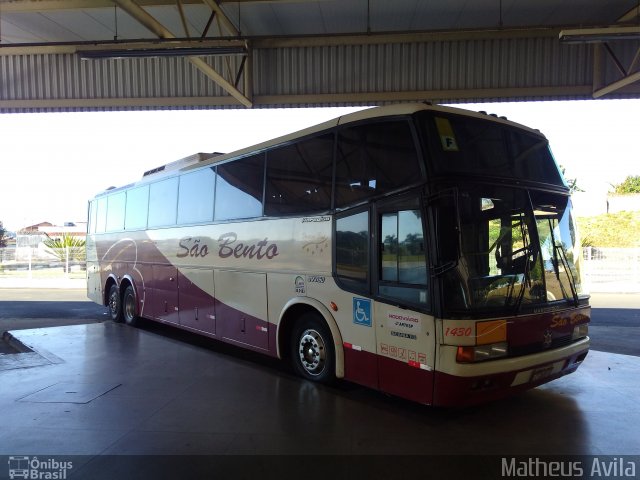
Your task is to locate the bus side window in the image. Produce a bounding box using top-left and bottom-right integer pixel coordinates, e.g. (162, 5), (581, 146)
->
(125, 185), (149, 231)
(148, 177), (179, 228)
(335, 210), (370, 293)
(106, 192), (126, 232)
(265, 133), (333, 216)
(88, 200), (97, 233)
(379, 209), (429, 308)
(335, 120), (421, 208)
(95, 197), (107, 234)
(178, 167), (215, 225)
(215, 153), (264, 221)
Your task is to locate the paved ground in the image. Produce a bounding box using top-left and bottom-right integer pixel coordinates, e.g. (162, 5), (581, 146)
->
(1, 289), (638, 356)
(0, 288), (107, 333)
(0, 288), (638, 478)
(587, 293), (640, 356)
(0, 322), (638, 479)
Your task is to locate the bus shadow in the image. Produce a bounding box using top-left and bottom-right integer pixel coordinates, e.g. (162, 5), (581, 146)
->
(133, 317), (591, 455)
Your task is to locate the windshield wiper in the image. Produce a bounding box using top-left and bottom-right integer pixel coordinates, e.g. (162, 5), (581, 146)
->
(548, 223), (578, 306)
(554, 243), (580, 307)
(512, 217), (532, 315)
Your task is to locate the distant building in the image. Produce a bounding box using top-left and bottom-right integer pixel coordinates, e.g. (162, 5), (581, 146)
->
(607, 194), (640, 214)
(15, 221), (86, 261)
(573, 192), (640, 217)
(18, 221), (86, 237)
(572, 191), (608, 217)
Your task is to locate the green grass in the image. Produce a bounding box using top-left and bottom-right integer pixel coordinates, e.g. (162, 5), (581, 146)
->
(577, 211), (640, 248)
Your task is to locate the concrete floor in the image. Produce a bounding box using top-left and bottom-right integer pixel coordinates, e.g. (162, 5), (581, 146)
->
(0, 321), (639, 479)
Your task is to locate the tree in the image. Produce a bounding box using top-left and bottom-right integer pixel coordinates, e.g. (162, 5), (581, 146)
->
(611, 175), (640, 194)
(559, 166), (584, 193)
(0, 221), (6, 248)
(43, 233), (86, 273)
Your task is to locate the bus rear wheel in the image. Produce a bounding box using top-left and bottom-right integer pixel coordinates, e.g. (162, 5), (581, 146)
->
(107, 284), (123, 323)
(290, 313), (335, 384)
(122, 285), (139, 327)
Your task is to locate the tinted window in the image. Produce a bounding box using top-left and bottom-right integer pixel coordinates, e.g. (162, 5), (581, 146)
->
(95, 197), (107, 233)
(215, 154), (264, 221)
(335, 120), (421, 208)
(265, 134), (334, 216)
(335, 210), (369, 292)
(125, 185), (149, 231)
(88, 200), (97, 234)
(178, 168), (215, 224)
(148, 177), (179, 227)
(380, 208), (429, 307)
(106, 192), (126, 232)
(425, 113), (564, 186)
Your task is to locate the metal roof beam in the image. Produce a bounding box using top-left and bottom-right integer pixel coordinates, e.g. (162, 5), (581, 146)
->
(0, 26), (561, 55)
(593, 71), (640, 98)
(114, 0), (174, 39)
(592, 37), (640, 98)
(0, 0), (205, 12)
(0, 86), (604, 111)
(618, 5), (640, 23)
(254, 27), (561, 49)
(201, 0), (239, 37)
(176, 0), (191, 38)
(113, 0), (252, 107)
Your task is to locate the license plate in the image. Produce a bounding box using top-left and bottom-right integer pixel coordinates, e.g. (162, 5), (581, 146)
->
(531, 366), (553, 382)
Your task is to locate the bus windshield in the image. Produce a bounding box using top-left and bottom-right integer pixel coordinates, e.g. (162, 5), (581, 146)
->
(440, 185), (584, 317)
(421, 111), (566, 188)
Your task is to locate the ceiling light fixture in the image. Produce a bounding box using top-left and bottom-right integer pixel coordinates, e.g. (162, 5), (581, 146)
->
(559, 25), (640, 43)
(78, 45), (246, 59)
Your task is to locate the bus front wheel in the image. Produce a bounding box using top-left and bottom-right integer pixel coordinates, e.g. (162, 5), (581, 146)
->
(290, 313), (335, 384)
(107, 284), (123, 323)
(122, 285), (139, 327)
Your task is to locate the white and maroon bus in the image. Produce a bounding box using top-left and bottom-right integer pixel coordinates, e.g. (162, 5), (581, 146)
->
(86, 103), (590, 406)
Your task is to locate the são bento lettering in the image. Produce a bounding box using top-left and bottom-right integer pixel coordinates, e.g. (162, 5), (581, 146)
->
(217, 232), (279, 260)
(177, 237), (209, 258)
(177, 233), (279, 261)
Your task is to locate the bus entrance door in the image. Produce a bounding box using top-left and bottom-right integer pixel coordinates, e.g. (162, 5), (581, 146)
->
(375, 302), (436, 405)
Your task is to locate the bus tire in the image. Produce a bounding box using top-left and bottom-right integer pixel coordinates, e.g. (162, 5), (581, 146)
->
(290, 312), (336, 384)
(107, 284), (123, 323)
(122, 285), (139, 327)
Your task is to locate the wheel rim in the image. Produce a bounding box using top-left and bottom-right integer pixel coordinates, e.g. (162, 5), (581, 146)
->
(108, 289), (118, 316)
(298, 328), (326, 376)
(124, 292), (136, 322)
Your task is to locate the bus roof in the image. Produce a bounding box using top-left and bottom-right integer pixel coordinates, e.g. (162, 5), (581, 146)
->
(193, 103), (542, 170)
(95, 102), (545, 195)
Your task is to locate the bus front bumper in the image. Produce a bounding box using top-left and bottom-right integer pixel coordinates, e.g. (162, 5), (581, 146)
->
(432, 337), (589, 407)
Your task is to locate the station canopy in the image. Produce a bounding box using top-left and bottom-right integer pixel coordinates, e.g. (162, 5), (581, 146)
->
(0, 0), (639, 112)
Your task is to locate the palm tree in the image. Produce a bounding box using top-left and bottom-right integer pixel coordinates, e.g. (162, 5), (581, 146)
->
(43, 233), (86, 273)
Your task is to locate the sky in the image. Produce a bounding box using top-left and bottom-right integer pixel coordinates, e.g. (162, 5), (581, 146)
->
(0, 99), (638, 232)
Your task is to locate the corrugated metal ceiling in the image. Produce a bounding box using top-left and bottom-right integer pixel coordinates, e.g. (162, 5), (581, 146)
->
(1, 0), (636, 41)
(0, 0), (639, 111)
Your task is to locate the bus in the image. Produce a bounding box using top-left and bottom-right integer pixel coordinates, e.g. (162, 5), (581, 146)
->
(86, 103), (590, 406)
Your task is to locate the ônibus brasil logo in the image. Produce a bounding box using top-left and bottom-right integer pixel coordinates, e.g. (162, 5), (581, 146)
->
(7, 456), (73, 479)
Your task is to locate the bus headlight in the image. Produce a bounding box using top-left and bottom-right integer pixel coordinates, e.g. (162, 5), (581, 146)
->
(572, 324), (589, 340)
(456, 342), (508, 363)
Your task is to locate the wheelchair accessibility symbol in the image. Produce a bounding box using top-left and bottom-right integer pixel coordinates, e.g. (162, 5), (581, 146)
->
(352, 297), (372, 327)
